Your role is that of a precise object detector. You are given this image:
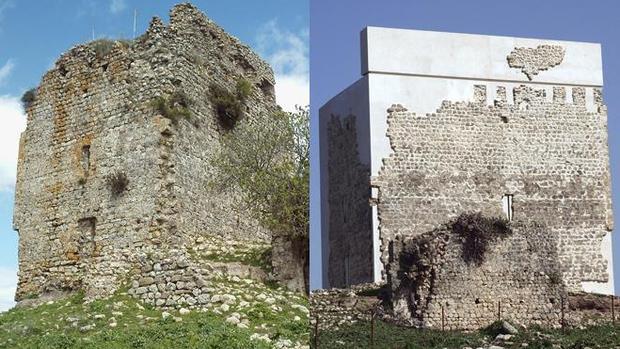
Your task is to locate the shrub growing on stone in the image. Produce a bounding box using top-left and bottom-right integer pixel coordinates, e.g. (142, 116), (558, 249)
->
(90, 39), (116, 58)
(236, 78), (253, 99)
(106, 171), (129, 197)
(89, 39), (132, 59)
(88, 39), (132, 59)
(151, 91), (192, 124)
(450, 212), (512, 265)
(21, 88), (36, 110)
(210, 78), (253, 130)
(212, 106), (309, 292)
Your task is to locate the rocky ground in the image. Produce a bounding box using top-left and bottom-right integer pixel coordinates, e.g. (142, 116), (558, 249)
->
(0, 236), (309, 349)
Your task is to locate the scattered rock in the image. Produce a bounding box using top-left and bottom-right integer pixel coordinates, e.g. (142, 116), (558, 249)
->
(501, 321), (519, 335)
(79, 324), (95, 332)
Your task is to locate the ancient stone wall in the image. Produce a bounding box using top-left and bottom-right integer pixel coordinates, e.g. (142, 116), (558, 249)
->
(373, 83), (612, 295)
(326, 115), (374, 288)
(13, 3), (277, 301)
(388, 220), (566, 329)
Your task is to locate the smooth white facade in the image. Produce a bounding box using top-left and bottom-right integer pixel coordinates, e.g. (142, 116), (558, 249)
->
(319, 27), (614, 294)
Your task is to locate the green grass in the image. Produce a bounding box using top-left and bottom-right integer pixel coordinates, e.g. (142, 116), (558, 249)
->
(151, 91), (192, 124)
(0, 290), (285, 349)
(197, 246), (272, 274)
(313, 319), (620, 349)
(207, 275), (309, 343)
(188, 236), (273, 274)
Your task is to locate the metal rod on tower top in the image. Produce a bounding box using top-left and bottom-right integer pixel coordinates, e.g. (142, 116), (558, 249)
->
(133, 9), (137, 39)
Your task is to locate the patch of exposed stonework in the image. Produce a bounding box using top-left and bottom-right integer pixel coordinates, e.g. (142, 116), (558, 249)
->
(326, 115), (374, 288)
(12, 3), (300, 307)
(372, 83), (612, 328)
(507, 45), (565, 80)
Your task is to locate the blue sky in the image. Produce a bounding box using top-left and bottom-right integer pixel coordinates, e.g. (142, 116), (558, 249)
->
(310, 0), (620, 290)
(0, 0), (308, 311)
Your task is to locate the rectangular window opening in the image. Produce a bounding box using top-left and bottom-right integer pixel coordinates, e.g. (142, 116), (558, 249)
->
(502, 194), (514, 221)
(81, 145), (91, 177)
(78, 217), (96, 258)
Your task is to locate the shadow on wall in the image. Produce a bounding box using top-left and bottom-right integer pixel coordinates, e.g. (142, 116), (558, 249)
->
(326, 114), (374, 288)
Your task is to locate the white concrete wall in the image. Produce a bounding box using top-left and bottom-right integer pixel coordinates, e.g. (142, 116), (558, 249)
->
(361, 27), (603, 86)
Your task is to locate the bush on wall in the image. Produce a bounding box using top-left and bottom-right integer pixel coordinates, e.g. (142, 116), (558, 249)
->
(210, 78), (253, 130)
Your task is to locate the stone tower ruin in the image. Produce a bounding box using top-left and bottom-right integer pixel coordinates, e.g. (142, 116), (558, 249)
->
(13, 3), (281, 301)
(319, 28), (614, 328)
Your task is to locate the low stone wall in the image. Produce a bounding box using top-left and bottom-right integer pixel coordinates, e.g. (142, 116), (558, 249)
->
(310, 283), (382, 331)
(127, 250), (210, 308)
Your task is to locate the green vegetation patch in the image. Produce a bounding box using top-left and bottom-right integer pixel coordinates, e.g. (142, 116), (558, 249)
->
(89, 39), (132, 59)
(0, 291), (274, 349)
(21, 88), (36, 110)
(313, 319), (620, 349)
(210, 78), (253, 130)
(196, 245), (272, 274)
(151, 91), (192, 124)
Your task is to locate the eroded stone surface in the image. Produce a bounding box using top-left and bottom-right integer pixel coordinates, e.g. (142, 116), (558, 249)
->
(12, 3), (282, 301)
(388, 221), (565, 329)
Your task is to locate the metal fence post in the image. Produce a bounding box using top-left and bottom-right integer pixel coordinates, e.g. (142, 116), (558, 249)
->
(497, 300), (501, 322)
(370, 309), (375, 348)
(560, 296), (565, 330)
(441, 304), (445, 331)
(612, 295), (615, 325)
(314, 315), (320, 349)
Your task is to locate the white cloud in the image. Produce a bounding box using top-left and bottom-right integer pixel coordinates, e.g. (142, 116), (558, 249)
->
(0, 59), (15, 85)
(0, 267), (17, 312)
(0, 1), (13, 29)
(0, 95), (27, 192)
(110, 0), (126, 14)
(256, 20), (308, 112)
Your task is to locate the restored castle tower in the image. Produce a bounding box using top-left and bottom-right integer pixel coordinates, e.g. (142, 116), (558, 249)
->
(13, 4), (278, 300)
(319, 27), (614, 308)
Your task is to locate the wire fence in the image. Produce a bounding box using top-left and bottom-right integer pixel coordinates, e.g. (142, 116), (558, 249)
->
(311, 295), (618, 348)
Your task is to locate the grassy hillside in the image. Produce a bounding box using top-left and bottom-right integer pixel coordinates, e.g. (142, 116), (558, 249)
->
(312, 319), (620, 349)
(0, 235), (310, 349)
(0, 285), (308, 349)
